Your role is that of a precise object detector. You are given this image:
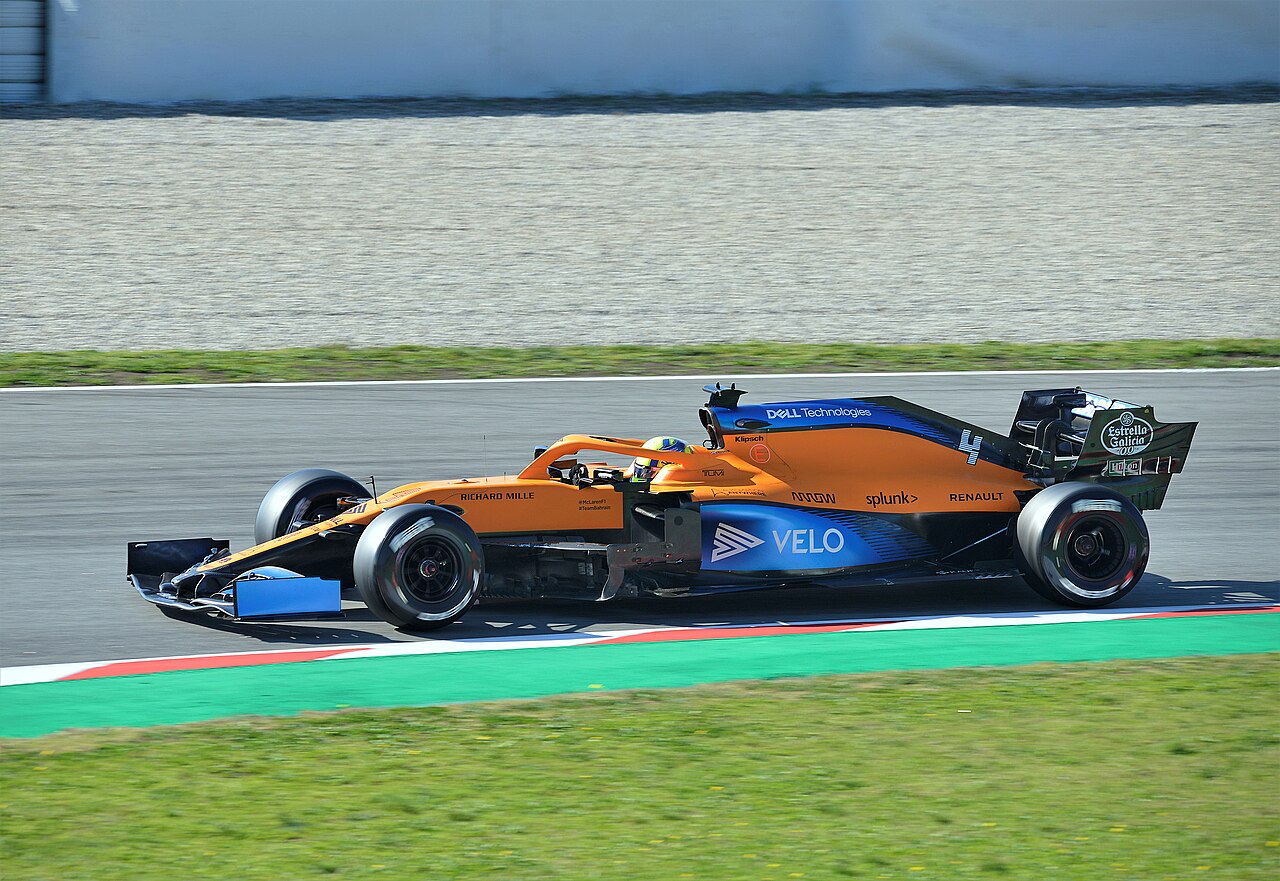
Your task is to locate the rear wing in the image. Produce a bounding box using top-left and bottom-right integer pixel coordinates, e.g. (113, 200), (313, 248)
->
(1011, 388), (1196, 510)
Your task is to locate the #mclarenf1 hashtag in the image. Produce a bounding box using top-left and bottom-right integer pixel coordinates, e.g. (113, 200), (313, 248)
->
(128, 384), (1196, 630)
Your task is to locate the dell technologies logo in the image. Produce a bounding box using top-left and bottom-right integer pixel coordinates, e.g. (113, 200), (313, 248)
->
(765, 406), (872, 420)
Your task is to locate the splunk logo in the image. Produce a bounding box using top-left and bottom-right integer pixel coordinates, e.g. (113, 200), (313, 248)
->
(865, 490), (918, 508)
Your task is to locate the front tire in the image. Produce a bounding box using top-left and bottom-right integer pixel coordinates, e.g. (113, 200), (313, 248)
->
(254, 468), (369, 545)
(353, 505), (483, 630)
(1015, 482), (1149, 607)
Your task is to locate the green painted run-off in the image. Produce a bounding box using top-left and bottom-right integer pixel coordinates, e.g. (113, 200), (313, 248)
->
(3, 614), (1277, 738)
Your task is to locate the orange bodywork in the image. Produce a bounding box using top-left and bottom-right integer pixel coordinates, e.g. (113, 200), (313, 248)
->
(683, 426), (1033, 514)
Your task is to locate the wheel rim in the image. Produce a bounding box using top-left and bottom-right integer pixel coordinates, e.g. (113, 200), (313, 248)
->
(1063, 515), (1126, 584)
(396, 537), (464, 604)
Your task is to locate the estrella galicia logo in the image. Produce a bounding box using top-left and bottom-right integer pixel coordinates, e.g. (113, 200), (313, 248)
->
(958, 429), (983, 466)
(1101, 411), (1154, 456)
(710, 522), (765, 562)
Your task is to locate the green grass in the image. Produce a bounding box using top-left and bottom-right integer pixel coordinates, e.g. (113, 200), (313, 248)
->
(2, 655), (1277, 880)
(1, 338), (1276, 387)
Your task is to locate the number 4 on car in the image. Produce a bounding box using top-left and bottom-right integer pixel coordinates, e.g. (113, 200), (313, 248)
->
(127, 384), (1196, 630)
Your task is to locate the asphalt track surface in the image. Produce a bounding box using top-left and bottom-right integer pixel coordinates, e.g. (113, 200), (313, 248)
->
(3, 92), (1278, 351)
(2, 369), (1276, 668)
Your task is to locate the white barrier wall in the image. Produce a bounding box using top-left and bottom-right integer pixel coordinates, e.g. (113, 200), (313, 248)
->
(47, 0), (1280, 104)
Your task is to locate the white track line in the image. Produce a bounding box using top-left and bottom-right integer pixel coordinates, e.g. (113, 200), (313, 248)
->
(3, 603), (1272, 687)
(2, 366), (1276, 393)
(0, 663), (101, 687)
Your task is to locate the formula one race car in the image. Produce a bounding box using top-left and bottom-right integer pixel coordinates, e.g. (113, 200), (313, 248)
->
(128, 384), (1196, 630)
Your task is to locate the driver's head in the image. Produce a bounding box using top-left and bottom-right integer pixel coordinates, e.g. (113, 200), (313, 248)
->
(631, 436), (690, 482)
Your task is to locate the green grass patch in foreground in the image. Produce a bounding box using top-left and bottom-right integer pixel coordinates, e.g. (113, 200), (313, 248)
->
(2, 337), (1277, 386)
(2, 656), (1277, 880)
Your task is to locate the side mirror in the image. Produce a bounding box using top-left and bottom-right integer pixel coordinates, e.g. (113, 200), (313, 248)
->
(534, 446), (548, 458)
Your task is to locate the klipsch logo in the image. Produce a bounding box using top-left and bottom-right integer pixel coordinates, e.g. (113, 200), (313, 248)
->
(1101, 411), (1154, 456)
(710, 522), (765, 562)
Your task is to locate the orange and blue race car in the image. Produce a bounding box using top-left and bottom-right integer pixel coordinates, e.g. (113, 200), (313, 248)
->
(128, 384), (1196, 630)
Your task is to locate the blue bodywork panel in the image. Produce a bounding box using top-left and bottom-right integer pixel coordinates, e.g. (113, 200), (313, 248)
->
(700, 503), (936, 572)
(233, 573), (342, 618)
(722, 399), (952, 444)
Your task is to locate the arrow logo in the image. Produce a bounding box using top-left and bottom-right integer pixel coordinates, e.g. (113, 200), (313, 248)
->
(710, 522), (765, 562)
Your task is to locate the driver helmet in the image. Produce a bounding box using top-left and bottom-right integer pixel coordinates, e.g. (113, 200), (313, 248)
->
(631, 436), (690, 482)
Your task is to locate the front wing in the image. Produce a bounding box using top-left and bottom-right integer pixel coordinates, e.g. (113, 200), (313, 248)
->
(127, 538), (342, 619)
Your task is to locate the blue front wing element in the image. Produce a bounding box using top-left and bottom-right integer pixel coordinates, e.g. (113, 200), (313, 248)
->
(233, 573), (342, 618)
(700, 503), (935, 572)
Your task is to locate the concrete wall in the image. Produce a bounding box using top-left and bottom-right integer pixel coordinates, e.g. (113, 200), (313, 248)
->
(47, 0), (1280, 104)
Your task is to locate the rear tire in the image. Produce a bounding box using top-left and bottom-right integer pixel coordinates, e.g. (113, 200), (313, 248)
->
(353, 505), (483, 630)
(254, 468), (369, 545)
(1015, 482), (1149, 607)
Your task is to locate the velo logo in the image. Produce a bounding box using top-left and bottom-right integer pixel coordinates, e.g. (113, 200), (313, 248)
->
(710, 522), (765, 562)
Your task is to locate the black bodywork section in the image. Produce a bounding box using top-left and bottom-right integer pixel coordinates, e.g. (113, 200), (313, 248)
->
(1010, 388), (1197, 510)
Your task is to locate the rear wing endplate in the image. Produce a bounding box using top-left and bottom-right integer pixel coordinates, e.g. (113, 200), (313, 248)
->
(1066, 403), (1197, 510)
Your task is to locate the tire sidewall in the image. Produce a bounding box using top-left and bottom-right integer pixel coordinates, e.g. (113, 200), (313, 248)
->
(254, 468), (369, 545)
(1015, 482), (1149, 607)
(353, 505), (483, 630)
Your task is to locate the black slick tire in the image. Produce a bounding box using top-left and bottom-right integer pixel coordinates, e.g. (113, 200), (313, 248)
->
(1015, 482), (1149, 608)
(353, 505), (483, 631)
(254, 469), (369, 545)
